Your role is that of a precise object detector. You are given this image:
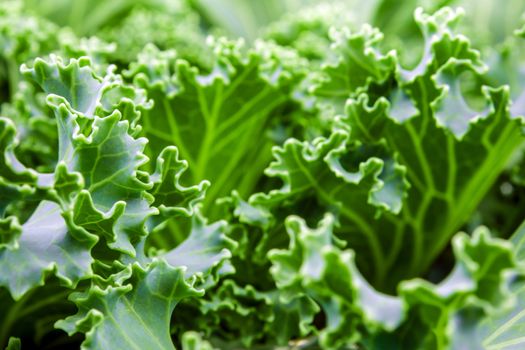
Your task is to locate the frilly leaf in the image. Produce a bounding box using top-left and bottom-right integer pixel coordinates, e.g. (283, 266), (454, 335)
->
(468, 221), (525, 350)
(56, 260), (201, 350)
(399, 7), (485, 82)
(0, 57), (209, 302)
(193, 280), (274, 347)
(99, 5), (211, 69)
(313, 24), (396, 111)
(58, 34), (116, 74)
(431, 59), (488, 138)
(342, 59), (523, 288)
(251, 130), (409, 288)
(0, 118), (37, 215)
(0, 1), (60, 102)
(163, 212), (235, 281)
(0, 81), (57, 173)
(125, 38), (305, 215)
(23, 56), (152, 134)
(270, 215), (517, 349)
(147, 146), (209, 233)
(0, 216), (21, 249)
(0, 200), (97, 299)
(269, 215), (402, 348)
(47, 101), (154, 255)
(22, 56), (104, 116)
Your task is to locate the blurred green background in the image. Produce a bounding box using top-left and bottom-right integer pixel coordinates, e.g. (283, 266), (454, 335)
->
(19, 0), (525, 44)
(13, 0), (525, 81)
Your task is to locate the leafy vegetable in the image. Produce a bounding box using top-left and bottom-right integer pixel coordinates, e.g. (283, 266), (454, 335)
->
(125, 39), (305, 218)
(1, 1), (525, 349)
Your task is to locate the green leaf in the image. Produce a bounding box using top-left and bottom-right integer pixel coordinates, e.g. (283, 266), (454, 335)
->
(58, 35), (116, 75)
(0, 1), (60, 102)
(49, 103), (154, 255)
(0, 200), (97, 299)
(431, 58), (488, 138)
(162, 212), (234, 281)
(480, 277), (525, 350)
(343, 60), (523, 287)
(313, 24), (396, 111)
(147, 146), (209, 236)
(0, 216), (20, 249)
(270, 215), (516, 349)
(269, 214), (402, 348)
(195, 280), (275, 347)
(251, 129), (409, 288)
(0, 81), (57, 173)
(0, 118), (37, 216)
(126, 39), (305, 215)
(253, 7), (525, 292)
(392, 227), (515, 349)
(472, 221), (525, 350)
(0, 56), (208, 301)
(57, 260), (201, 350)
(24, 57), (157, 254)
(184, 278), (317, 348)
(397, 7), (484, 82)
(1, 3), (525, 349)
(22, 56), (104, 116)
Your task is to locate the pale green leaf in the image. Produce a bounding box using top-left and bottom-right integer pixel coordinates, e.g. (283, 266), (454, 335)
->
(57, 260), (201, 350)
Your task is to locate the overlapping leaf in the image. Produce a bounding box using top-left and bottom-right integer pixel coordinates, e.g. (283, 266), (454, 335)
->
(269, 215), (516, 349)
(250, 7), (525, 292)
(57, 260), (201, 350)
(56, 212), (233, 349)
(1, 3), (525, 350)
(126, 39), (306, 215)
(0, 55), (232, 349)
(251, 130), (409, 288)
(312, 24), (396, 112)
